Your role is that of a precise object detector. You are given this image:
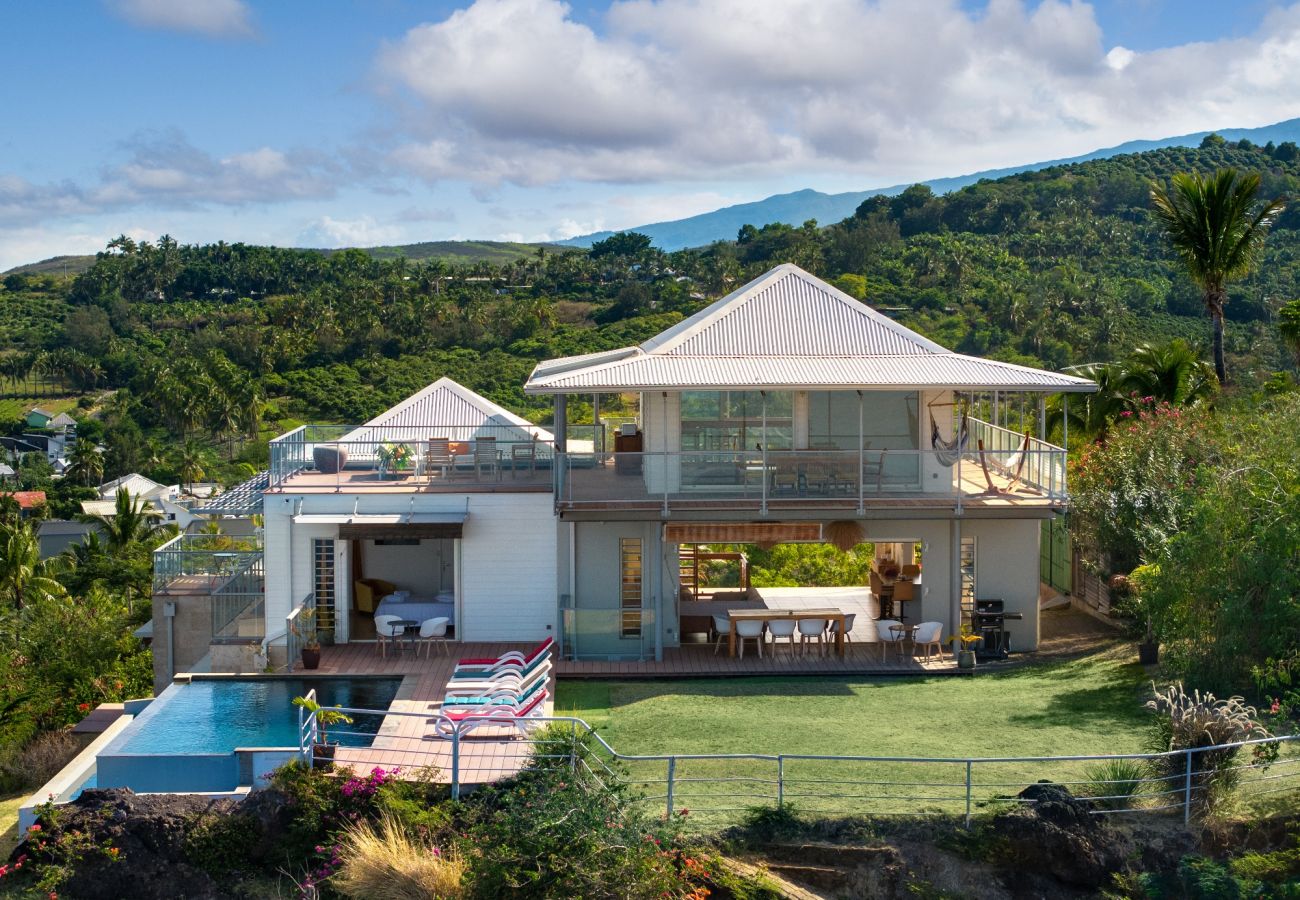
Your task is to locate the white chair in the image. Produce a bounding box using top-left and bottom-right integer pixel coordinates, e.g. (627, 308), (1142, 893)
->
(712, 614), (731, 656)
(374, 614), (405, 658)
(826, 613), (857, 647)
(735, 619), (765, 659)
(418, 616), (450, 657)
(914, 621), (947, 662)
(875, 619), (906, 662)
(766, 618), (797, 654)
(797, 618), (829, 656)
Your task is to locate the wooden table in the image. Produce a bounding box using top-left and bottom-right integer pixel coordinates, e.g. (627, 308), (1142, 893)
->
(726, 607), (847, 658)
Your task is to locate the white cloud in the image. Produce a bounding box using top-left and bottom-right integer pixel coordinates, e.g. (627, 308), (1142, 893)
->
(106, 0), (256, 38)
(297, 215), (404, 248)
(0, 131), (340, 228)
(376, 0), (1300, 187)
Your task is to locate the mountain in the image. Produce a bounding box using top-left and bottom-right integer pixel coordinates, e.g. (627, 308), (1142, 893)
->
(560, 118), (1300, 251)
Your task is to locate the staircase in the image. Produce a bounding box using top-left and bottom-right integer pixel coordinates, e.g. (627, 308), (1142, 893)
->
(678, 544), (699, 601)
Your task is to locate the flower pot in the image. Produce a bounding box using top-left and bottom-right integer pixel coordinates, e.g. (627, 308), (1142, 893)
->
(957, 649), (977, 670)
(312, 446), (348, 474)
(1138, 640), (1159, 665)
(311, 742), (336, 769)
(301, 646), (321, 670)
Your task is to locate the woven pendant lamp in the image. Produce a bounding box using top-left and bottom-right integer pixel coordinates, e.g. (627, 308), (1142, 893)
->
(825, 520), (864, 552)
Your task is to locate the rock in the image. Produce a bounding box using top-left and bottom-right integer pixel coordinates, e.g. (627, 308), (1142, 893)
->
(989, 781), (1126, 889)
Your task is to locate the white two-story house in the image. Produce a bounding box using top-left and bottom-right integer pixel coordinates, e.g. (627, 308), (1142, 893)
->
(156, 263), (1095, 675)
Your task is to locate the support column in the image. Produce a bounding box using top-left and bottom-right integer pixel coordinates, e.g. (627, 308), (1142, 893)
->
(554, 395), (567, 452)
(592, 392), (602, 453)
(949, 517), (963, 638)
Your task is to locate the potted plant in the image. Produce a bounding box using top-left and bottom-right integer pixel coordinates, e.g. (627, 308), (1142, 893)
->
(376, 441), (413, 478)
(1123, 565), (1161, 665)
(292, 696), (353, 768)
(947, 626), (982, 670)
(292, 608), (322, 670)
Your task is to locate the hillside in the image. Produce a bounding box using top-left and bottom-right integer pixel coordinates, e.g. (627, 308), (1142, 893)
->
(2, 138), (1298, 494)
(3, 240), (567, 277)
(561, 117), (1300, 250)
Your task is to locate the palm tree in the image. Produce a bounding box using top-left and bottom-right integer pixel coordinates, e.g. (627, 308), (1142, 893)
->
(1121, 340), (1218, 408)
(1151, 169), (1286, 384)
(81, 489), (169, 556)
(0, 519), (66, 609)
(67, 440), (105, 487)
(176, 440), (213, 494)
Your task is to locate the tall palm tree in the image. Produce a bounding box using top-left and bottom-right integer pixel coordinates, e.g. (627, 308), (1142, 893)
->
(1151, 169), (1286, 384)
(81, 489), (169, 556)
(1121, 340), (1218, 407)
(177, 440), (213, 494)
(67, 440), (105, 487)
(0, 519), (66, 609)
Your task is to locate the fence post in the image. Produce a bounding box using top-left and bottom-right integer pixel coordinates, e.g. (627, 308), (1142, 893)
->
(666, 757), (676, 818)
(1183, 749), (1194, 824)
(451, 726), (461, 801)
(777, 756), (785, 808)
(964, 760), (973, 828)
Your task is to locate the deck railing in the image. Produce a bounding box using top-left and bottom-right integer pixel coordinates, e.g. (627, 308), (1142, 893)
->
(555, 444), (1068, 513)
(152, 533), (263, 594)
(210, 553), (265, 642)
(267, 423), (558, 490)
(966, 415), (1066, 497)
(284, 593), (316, 673)
(298, 708), (1300, 828)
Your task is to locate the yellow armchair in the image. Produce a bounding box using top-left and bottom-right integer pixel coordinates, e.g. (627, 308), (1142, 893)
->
(354, 578), (396, 614)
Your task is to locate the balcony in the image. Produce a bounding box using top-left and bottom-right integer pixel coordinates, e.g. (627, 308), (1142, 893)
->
(555, 420), (1067, 515)
(153, 533), (264, 595)
(267, 424), (568, 493)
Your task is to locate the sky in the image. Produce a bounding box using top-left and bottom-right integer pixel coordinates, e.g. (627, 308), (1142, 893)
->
(2, 0), (1298, 270)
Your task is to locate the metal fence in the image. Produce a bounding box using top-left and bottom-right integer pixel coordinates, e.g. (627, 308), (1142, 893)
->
(152, 533), (263, 593)
(297, 707), (1300, 829)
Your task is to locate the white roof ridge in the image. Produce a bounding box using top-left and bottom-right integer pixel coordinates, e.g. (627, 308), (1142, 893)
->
(362, 376), (532, 429)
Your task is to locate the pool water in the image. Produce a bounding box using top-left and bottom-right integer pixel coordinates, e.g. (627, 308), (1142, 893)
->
(117, 677), (403, 754)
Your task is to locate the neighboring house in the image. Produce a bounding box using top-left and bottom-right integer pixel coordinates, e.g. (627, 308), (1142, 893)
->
(1, 491), (47, 519)
(25, 408), (53, 429)
(37, 519), (100, 558)
(157, 263), (1097, 676)
(90, 473), (198, 531)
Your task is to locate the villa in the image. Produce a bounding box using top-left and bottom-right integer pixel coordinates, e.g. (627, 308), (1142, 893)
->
(151, 263), (1095, 686)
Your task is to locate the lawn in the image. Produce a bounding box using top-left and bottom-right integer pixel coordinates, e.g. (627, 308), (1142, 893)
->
(554, 648), (1157, 821)
(0, 791), (25, 858)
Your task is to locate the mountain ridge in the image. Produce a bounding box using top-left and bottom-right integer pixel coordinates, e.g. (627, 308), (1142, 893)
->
(558, 118), (1300, 251)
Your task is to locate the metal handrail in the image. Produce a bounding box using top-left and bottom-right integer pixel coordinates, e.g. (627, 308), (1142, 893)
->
(296, 705), (1300, 827)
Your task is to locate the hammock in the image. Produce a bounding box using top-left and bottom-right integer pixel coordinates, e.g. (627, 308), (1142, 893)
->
(930, 411), (969, 467)
(977, 431), (1033, 494)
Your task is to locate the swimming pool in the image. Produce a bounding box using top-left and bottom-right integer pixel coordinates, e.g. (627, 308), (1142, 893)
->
(98, 676), (403, 793)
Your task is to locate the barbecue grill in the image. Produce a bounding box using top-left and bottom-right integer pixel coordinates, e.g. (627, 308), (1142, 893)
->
(973, 598), (1024, 659)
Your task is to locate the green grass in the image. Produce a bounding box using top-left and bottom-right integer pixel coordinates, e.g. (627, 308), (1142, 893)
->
(0, 395), (83, 421)
(0, 791), (25, 858)
(554, 649), (1155, 821)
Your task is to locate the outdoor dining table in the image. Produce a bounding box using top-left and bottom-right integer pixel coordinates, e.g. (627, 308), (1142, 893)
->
(726, 607), (847, 658)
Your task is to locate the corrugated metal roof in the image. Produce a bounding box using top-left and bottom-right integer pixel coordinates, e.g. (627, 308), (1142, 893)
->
(527, 354), (1095, 392)
(191, 470), (268, 517)
(525, 264), (1097, 394)
(342, 377), (554, 444)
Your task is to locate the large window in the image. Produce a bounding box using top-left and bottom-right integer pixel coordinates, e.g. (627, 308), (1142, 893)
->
(680, 391), (792, 451)
(312, 538), (336, 636)
(620, 538), (643, 638)
(808, 390), (919, 450)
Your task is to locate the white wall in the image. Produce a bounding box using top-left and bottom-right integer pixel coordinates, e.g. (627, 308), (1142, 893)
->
(920, 389), (956, 494)
(266, 491), (558, 643)
(965, 518), (1042, 651)
(360, 538), (453, 594)
(642, 391), (681, 493)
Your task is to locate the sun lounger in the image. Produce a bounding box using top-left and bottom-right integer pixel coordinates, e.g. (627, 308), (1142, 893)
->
(433, 690), (548, 737)
(444, 662), (551, 695)
(453, 638), (553, 675)
(441, 678), (547, 707)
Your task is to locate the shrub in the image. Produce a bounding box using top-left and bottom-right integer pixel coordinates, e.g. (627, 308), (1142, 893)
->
(1144, 682), (1273, 816)
(183, 813), (262, 878)
(0, 728), (80, 792)
(1082, 759), (1151, 810)
(331, 813), (464, 900)
(737, 804), (805, 842)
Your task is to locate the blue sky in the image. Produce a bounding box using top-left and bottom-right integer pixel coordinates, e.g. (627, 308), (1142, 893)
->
(2, 0), (1297, 269)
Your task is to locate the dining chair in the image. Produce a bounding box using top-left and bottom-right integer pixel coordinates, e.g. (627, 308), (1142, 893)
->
(901, 563), (921, 579)
(914, 621), (947, 662)
(797, 618), (829, 656)
(870, 570), (892, 619)
(827, 612), (857, 646)
(473, 436), (499, 481)
(875, 619), (906, 662)
(892, 581), (915, 622)
(418, 616), (450, 657)
(861, 447), (886, 493)
(510, 439), (537, 479)
(766, 618), (798, 654)
(711, 614), (731, 656)
(734, 619), (765, 659)
(425, 438), (452, 482)
(374, 614), (405, 658)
